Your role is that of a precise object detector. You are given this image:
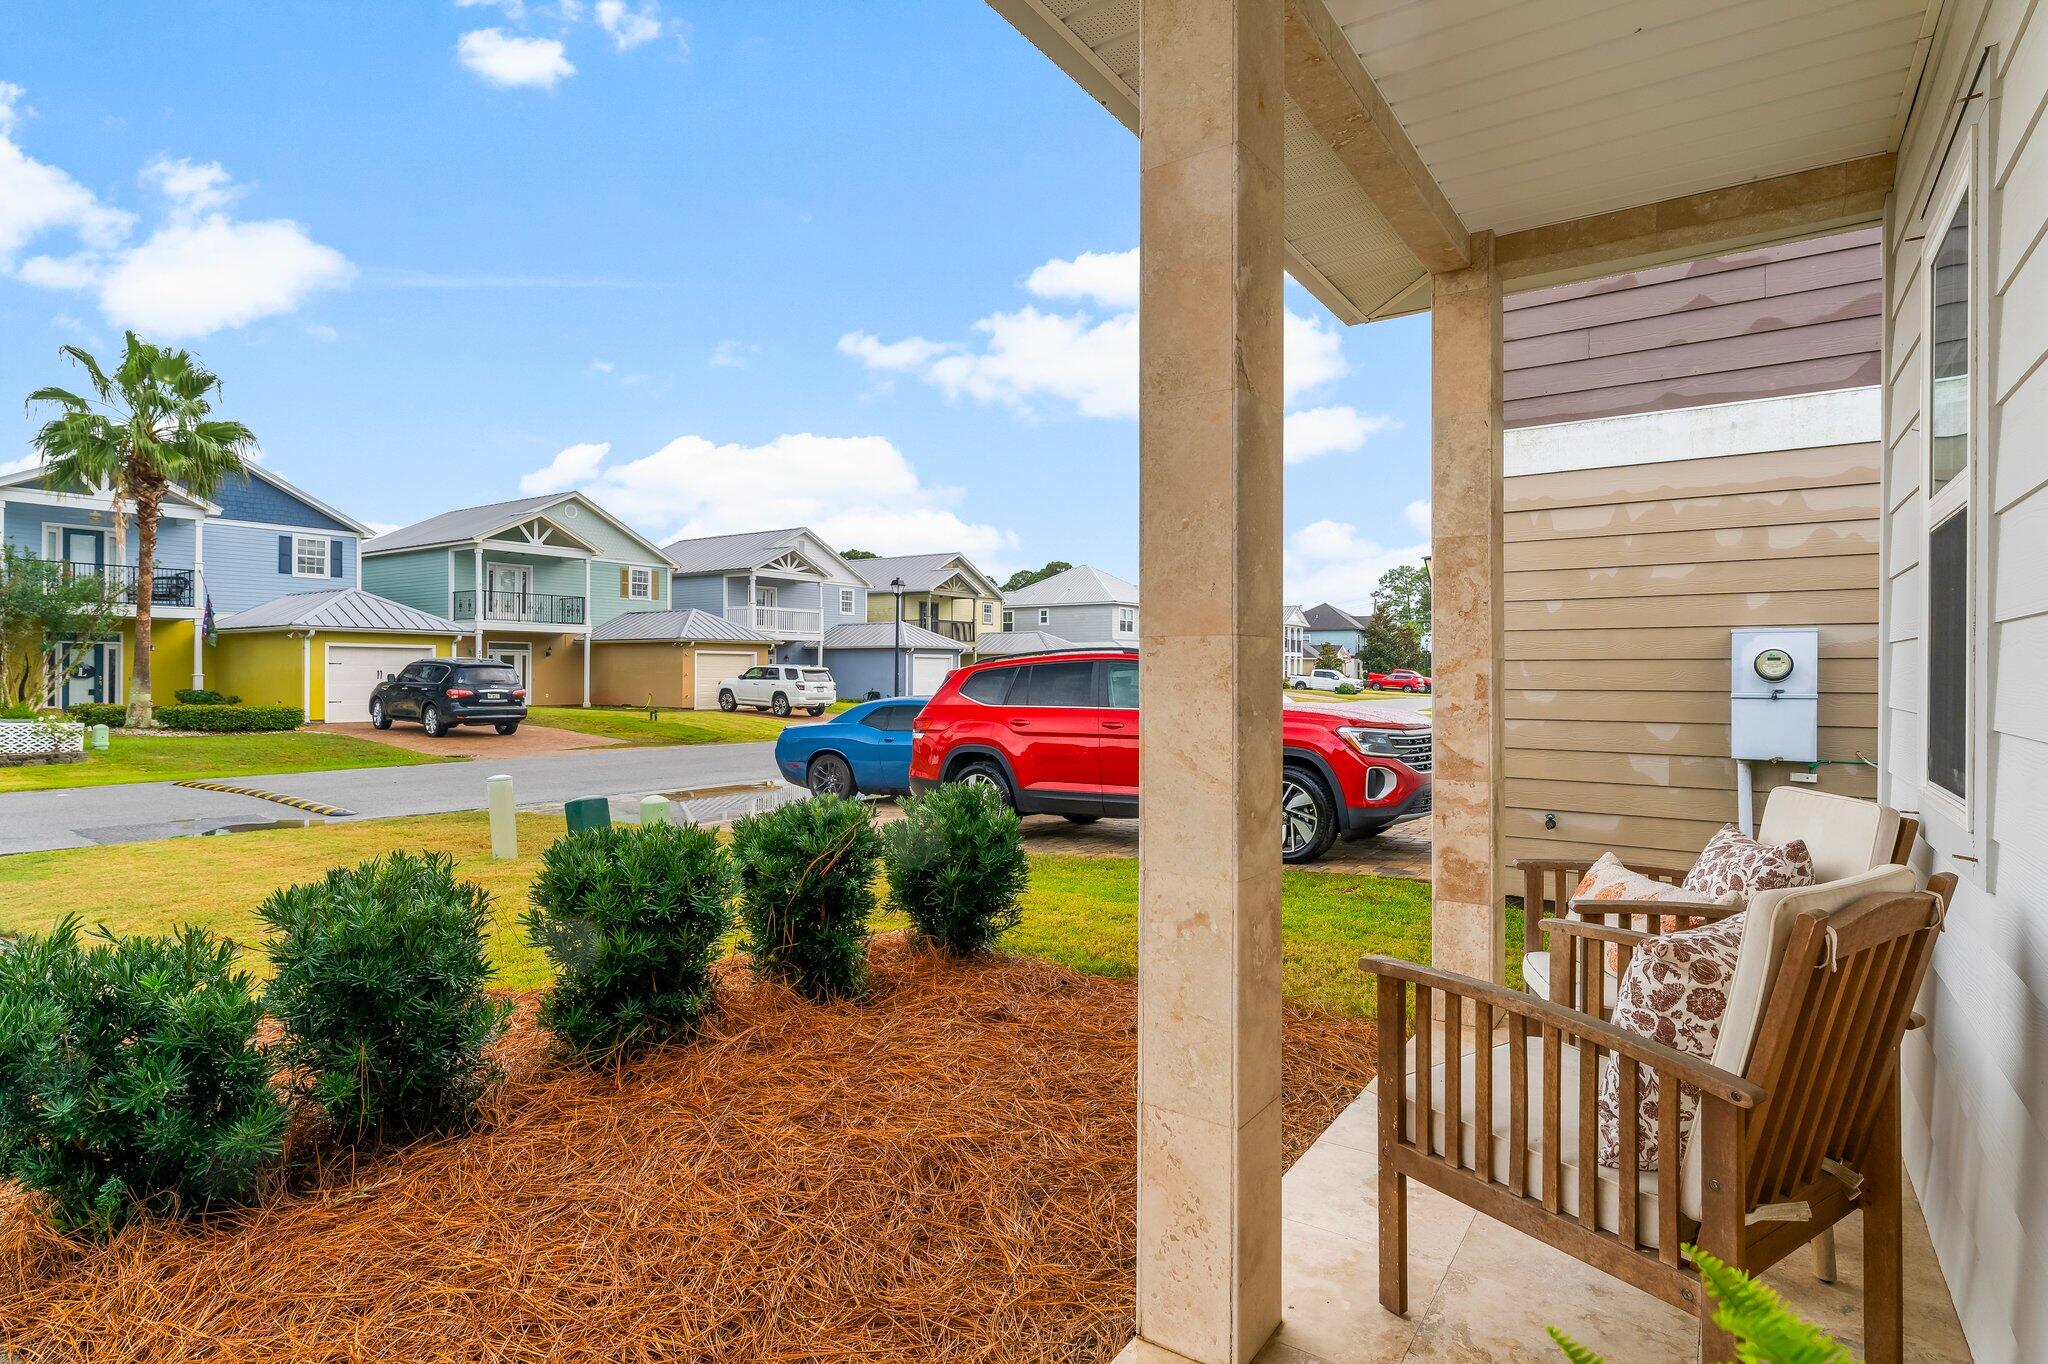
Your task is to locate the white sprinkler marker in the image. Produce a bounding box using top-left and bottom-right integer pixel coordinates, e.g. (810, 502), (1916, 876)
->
(487, 774), (517, 859)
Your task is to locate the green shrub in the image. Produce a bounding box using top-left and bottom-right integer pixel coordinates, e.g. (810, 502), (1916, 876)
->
(883, 781), (1029, 957)
(730, 795), (882, 1000)
(1334, 682), (1361, 695)
(524, 822), (735, 1057)
(0, 703), (39, 720)
(0, 918), (286, 1238)
(158, 704), (302, 732)
(64, 702), (125, 728)
(174, 688), (241, 706)
(259, 853), (510, 1143)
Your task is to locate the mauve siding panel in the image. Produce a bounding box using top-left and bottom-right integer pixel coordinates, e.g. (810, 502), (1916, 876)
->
(1504, 229), (1883, 427)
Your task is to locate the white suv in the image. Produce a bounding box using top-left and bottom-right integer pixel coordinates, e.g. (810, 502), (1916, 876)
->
(717, 664), (837, 717)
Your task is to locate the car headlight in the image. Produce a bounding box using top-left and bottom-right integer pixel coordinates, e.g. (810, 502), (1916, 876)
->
(1337, 726), (1398, 757)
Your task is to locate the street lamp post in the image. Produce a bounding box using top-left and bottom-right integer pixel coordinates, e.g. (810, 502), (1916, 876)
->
(891, 577), (906, 697)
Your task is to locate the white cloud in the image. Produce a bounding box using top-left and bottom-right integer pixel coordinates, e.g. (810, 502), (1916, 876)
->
(456, 0), (527, 16)
(595, 0), (664, 50)
(1284, 519), (1427, 613)
(305, 322), (339, 342)
(143, 157), (238, 216)
(0, 452), (39, 477)
(588, 358), (615, 373)
(458, 28), (576, 87)
(519, 440), (611, 494)
(1284, 404), (1399, 464)
(363, 521), (402, 538)
(1403, 499), (1431, 536)
(534, 432), (1018, 570)
(841, 247), (1355, 420)
(0, 83), (135, 270)
(709, 338), (757, 367)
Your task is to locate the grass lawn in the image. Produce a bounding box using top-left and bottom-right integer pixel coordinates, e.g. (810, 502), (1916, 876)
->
(0, 809), (1511, 1016)
(0, 730), (452, 794)
(529, 702), (855, 747)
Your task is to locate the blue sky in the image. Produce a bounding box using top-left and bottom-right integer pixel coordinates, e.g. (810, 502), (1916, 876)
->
(0, 1), (1432, 610)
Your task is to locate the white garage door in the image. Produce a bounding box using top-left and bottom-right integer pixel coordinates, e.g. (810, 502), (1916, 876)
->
(327, 645), (427, 723)
(694, 650), (758, 710)
(910, 653), (953, 697)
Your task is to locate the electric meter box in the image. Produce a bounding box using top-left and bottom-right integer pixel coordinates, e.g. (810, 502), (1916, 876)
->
(1730, 628), (1819, 763)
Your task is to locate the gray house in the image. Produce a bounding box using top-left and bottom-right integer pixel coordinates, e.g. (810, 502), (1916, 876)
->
(663, 526), (869, 666)
(1001, 564), (1138, 648)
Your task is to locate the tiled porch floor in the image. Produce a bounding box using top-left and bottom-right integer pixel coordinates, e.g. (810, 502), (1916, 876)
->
(1120, 1082), (1973, 1363)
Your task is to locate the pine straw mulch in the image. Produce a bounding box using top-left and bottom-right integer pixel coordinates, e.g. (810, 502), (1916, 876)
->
(0, 936), (1378, 1364)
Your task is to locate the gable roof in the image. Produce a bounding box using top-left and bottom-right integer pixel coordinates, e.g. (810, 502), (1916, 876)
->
(214, 588), (464, 634)
(590, 608), (775, 643)
(1003, 564), (1139, 608)
(824, 621), (964, 652)
(363, 492), (672, 565)
(973, 629), (1077, 658)
(662, 526), (862, 583)
(1303, 602), (1366, 631)
(842, 551), (1002, 599)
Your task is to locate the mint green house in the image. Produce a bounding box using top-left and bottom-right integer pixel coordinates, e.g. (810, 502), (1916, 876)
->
(362, 492), (676, 707)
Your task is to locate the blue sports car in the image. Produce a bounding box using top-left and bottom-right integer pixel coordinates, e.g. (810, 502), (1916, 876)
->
(773, 697), (926, 797)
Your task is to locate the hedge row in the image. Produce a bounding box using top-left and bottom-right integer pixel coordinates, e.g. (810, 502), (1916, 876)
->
(174, 688), (242, 706)
(158, 704), (303, 732)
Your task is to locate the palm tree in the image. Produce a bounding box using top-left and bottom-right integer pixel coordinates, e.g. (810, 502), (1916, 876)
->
(26, 333), (256, 727)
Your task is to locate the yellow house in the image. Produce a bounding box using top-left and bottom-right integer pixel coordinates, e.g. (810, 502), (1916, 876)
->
(208, 588), (469, 723)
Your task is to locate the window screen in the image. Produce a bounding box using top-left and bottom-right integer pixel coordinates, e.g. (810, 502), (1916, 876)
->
(1927, 509), (1969, 801)
(1930, 194), (1970, 498)
(1022, 661), (1094, 708)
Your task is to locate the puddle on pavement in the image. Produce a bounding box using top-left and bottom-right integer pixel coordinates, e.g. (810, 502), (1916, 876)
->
(199, 818), (324, 836)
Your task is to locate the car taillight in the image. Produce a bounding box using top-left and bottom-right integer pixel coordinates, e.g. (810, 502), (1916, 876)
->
(512, 689), (527, 700)
(446, 688), (474, 699)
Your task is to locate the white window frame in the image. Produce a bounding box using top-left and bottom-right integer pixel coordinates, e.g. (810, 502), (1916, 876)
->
(981, 601), (994, 625)
(839, 586), (856, 614)
(1002, 610), (1014, 632)
(1917, 114), (1989, 848)
(1118, 606), (1138, 634)
(626, 566), (655, 601)
(292, 534), (331, 579)
(1037, 608), (1050, 627)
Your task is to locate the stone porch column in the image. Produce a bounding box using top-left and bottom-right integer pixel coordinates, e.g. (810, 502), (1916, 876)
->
(1428, 230), (1506, 985)
(1135, 0), (1285, 1360)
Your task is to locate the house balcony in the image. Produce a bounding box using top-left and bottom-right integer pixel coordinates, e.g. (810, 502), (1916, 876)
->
(12, 558), (195, 609)
(917, 617), (976, 644)
(727, 605), (822, 636)
(452, 589), (586, 626)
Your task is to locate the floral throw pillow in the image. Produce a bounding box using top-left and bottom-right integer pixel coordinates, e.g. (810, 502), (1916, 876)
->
(1596, 915), (1744, 1169)
(1570, 853), (1735, 973)
(1681, 824), (1815, 901)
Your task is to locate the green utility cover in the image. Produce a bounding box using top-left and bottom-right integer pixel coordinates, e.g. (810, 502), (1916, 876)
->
(564, 796), (612, 834)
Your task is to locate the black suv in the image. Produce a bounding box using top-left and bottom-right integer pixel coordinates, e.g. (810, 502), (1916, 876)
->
(369, 658), (527, 737)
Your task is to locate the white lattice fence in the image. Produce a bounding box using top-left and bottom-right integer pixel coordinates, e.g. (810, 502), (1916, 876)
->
(0, 720), (84, 758)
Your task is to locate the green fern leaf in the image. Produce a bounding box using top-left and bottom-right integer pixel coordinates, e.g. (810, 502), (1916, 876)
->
(1685, 1244), (1853, 1364)
(1546, 1326), (1607, 1363)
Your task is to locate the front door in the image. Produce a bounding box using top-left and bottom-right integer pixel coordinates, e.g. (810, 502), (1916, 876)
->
(60, 527), (107, 573)
(53, 639), (119, 708)
(488, 643), (531, 691)
(487, 563), (532, 621)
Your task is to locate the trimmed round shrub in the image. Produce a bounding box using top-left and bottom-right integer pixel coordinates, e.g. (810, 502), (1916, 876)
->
(173, 688), (241, 706)
(64, 702), (126, 728)
(524, 822), (735, 1057)
(0, 918), (286, 1238)
(158, 704), (301, 732)
(260, 853), (510, 1143)
(883, 781), (1029, 957)
(730, 795), (882, 1000)
(1334, 682), (1362, 695)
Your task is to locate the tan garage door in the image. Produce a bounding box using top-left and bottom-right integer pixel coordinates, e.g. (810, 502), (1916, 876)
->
(693, 650), (758, 710)
(327, 644), (426, 722)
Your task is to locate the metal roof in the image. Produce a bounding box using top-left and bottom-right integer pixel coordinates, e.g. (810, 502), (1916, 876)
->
(1304, 602), (1366, 630)
(589, 609), (776, 643)
(843, 552), (1001, 598)
(1002, 564), (1140, 608)
(973, 629), (1077, 658)
(661, 526), (861, 582)
(824, 622), (964, 652)
(214, 588), (465, 634)
(361, 492), (672, 565)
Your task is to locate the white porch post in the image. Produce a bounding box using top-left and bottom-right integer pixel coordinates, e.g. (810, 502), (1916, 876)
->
(582, 558), (592, 706)
(473, 544), (485, 658)
(1135, 0), (1285, 1359)
(1428, 230), (1506, 984)
(192, 519), (206, 689)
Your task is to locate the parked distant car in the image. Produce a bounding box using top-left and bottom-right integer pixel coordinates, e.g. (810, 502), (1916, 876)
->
(1289, 667), (1350, 692)
(911, 650), (1430, 863)
(774, 697), (924, 797)
(717, 664), (837, 717)
(1368, 669), (1432, 693)
(369, 658), (526, 737)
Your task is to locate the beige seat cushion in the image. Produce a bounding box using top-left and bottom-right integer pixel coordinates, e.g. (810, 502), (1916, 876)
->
(1404, 1036), (1683, 1240)
(1755, 788), (1902, 883)
(1519, 950), (1618, 1012)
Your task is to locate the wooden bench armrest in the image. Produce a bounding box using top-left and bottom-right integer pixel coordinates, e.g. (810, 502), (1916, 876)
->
(1512, 856), (1695, 881)
(1565, 897), (1746, 924)
(1540, 917), (1655, 948)
(1359, 955), (1763, 1108)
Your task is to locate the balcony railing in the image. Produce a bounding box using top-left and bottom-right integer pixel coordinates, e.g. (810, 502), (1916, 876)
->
(11, 558), (195, 609)
(727, 605), (823, 636)
(916, 617), (976, 643)
(452, 589), (586, 625)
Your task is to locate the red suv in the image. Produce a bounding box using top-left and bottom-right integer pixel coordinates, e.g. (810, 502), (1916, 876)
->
(909, 649), (1431, 863)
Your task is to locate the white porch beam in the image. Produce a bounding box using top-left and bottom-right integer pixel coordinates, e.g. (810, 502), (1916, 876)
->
(1135, 0), (1285, 1359)
(1428, 231), (1506, 986)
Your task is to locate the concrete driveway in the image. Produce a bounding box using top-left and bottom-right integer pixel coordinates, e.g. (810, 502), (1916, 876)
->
(309, 720), (621, 755)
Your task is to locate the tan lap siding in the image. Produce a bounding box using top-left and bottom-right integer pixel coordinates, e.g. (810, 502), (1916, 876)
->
(1502, 443), (1881, 896)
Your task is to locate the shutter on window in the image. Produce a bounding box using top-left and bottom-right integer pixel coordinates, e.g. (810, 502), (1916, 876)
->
(278, 535), (292, 573)
(620, 568), (630, 596)
(330, 539), (344, 578)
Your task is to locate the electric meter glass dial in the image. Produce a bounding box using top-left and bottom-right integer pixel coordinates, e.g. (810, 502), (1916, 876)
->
(1753, 648), (1795, 683)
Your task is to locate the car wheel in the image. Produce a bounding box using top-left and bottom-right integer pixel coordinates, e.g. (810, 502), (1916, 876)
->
(807, 705), (826, 717)
(807, 753), (855, 798)
(954, 759), (1014, 811)
(1281, 765), (1338, 865)
(370, 698), (391, 730)
(495, 722), (520, 735)
(422, 704), (447, 738)
(771, 693), (791, 718)
(718, 689), (738, 712)
(1063, 813), (1101, 824)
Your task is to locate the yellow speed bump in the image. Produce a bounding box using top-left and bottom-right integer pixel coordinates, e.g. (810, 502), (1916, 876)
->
(172, 780), (355, 818)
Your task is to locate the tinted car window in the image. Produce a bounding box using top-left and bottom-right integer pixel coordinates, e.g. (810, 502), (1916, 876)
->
(455, 665), (521, 688)
(1104, 659), (1138, 709)
(958, 667), (1015, 705)
(395, 664), (429, 683)
(420, 664), (450, 685)
(860, 706), (916, 732)
(1022, 660), (1094, 708)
